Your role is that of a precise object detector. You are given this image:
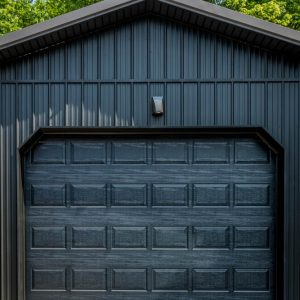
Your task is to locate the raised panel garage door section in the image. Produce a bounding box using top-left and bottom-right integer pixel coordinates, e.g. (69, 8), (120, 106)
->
(24, 135), (276, 300)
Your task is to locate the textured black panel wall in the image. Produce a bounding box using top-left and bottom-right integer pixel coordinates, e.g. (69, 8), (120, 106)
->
(0, 16), (299, 300)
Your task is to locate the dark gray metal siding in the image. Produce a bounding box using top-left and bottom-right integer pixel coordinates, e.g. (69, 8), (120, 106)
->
(0, 16), (299, 300)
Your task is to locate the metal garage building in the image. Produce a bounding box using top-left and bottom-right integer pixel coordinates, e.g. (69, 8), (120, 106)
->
(0, 0), (299, 299)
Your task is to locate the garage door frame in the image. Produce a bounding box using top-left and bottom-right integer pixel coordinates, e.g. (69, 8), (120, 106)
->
(18, 127), (284, 300)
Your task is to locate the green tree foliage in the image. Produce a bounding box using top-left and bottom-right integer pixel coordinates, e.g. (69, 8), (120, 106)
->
(0, 0), (299, 36)
(0, 0), (101, 35)
(0, 0), (31, 35)
(209, 0), (300, 30)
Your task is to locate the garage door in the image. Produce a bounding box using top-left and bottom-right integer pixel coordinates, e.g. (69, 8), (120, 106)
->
(24, 134), (276, 300)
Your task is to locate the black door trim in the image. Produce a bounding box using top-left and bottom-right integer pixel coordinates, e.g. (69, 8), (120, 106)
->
(20, 126), (283, 155)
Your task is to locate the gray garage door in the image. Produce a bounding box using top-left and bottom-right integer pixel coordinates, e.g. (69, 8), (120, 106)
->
(25, 135), (276, 300)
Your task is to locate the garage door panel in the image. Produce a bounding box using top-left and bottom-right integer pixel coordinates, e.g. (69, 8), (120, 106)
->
(26, 183), (275, 209)
(111, 142), (148, 164)
(26, 266), (274, 297)
(27, 220), (275, 253)
(28, 213), (274, 227)
(26, 164), (274, 181)
(29, 138), (271, 164)
(234, 140), (270, 164)
(25, 175), (275, 189)
(25, 136), (277, 299)
(28, 292), (274, 300)
(111, 184), (147, 206)
(32, 141), (66, 164)
(26, 252), (274, 268)
(29, 184), (66, 207)
(26, 209), (275, 221)
(153, 141), (189, 164)
(70, 184), (107, 206)
(70, 142), (107, 164)
(27, 264), (274, 286)
(27, 239), (274, 256)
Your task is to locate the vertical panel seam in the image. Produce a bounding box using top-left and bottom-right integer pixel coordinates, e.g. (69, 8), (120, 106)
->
(264, 82), (268, 129)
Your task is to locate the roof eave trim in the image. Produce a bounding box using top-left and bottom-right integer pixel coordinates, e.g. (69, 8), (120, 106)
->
(162, 0), (300, 46)
(0, 0), (143, 50)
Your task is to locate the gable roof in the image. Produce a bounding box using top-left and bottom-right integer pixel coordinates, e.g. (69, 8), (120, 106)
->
(0, 0), (300, 63)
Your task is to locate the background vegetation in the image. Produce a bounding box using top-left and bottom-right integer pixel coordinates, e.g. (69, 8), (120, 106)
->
(208, 0), (299, 30)
(0, 0), (299, 35)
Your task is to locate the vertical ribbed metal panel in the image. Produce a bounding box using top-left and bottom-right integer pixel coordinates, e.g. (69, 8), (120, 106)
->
(0, 83), (17, 300)
(166, 23), (182, 79)
(233, 44), (250, 78)
(250, 83), (265, 125)
(0, 82), (2, 300)
(250, 48), (267, 78)
(183, 28), (197, 78)
(133, 21), (148, 80)
(67, 84), (82, 126)
(216, 83), (232, 125)
(166, 83), (181, 125)
(83, 36), (98, 80)
(33, 84), (49, 131)
(100, 29), (115, 80)
(49, 84), (65, 126)
(216, 38), (232, 78)
(233, 83), (249, 125)
(18, 84), (33, 142)
(0, 16), (299, 300)
(267, 54), (282, 78)
(83, 83), (98, 126)
(116, 84), (131, 126)
(199, 33), (215, 78)
(1, 63), (16, 80)
(149, 19), (165, 79)
(34, 53), (49, 80)
(133, 83), (148, 126)
(49, 47), (65, 80)
(199, 83), (215, 125)
(16, 57), (33, 80)
(282, 82), (299, 300)
(67, 41), (82, 80)
(100, 83), (115, 126)
(283, 60), (299, 78)
(296, 82), (300, 300)
(267, 83), (282, 142)
(116, 25), (131, 79)
(183, 83), (197, 126)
